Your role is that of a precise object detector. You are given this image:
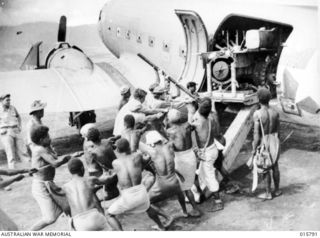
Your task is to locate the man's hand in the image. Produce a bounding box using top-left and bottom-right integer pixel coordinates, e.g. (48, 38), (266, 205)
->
(72, 151), (84, 158)
(28, 168), (38, 176)
(14, 174), (24, 182)
(62, 155), (71, 164)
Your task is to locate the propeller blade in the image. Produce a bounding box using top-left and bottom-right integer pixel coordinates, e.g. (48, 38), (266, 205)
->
(57, 15), (67, 42)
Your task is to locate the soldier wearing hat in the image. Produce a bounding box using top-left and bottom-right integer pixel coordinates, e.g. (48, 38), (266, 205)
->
(26, 100), (47, 154)
(118, 85), (131, 111)
(0, 94), (29, 169)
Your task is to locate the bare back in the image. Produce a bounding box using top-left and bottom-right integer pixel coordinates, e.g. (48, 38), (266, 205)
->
(121, 129), (142, 152)
(63, 177), (99, 217)
(152, 143), (176, 176)
(167, 123), (193, 152)
(254, 106), (279, 135)
(112, 153), (143, 190)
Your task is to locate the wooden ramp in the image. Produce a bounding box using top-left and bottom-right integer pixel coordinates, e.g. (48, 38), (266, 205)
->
(223, 105), (257, 171)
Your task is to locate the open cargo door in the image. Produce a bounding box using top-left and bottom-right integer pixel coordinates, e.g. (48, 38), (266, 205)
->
(175, 10), (208, 88)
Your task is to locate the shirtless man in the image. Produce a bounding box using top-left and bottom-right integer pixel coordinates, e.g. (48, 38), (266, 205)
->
(29, 125), (70, 231)
(80, 123), (102, 177)
(63, 158), (112, 231)
(121, 114), (148, 152)
(139, 130), (191, 227)
(85, 127), (119, 200)
(252, 88), (281, 200)
(191, 98), (223, 212)
(167, 109), (201, 217)
(106, 138), (165, 231)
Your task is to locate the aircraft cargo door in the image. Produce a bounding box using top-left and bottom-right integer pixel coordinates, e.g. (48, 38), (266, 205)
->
(175, 10), (208, 87)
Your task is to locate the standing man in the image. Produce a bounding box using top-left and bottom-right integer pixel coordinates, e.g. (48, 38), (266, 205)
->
(191, 99), (223, 212)
(113, 88), (167, 136)
(79, 123), (102, 177)
(29, 125), (70, 231)
(121, 114), (148, 152)
(251, 88), (281, 200)
(0, 94), (29, 169)
(26, 100), (47, 155)
(85, 127), (119, 201)
(118, 85), (131, 111)
(186, 82), (199, 97)
(167, 109), (201, 217)
(63, 158), (112, 231)
(105, 138), (165, 231)
(139, 131), (193, 226)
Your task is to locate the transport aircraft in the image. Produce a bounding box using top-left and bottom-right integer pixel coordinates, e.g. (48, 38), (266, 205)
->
(0, 0), (318, 127)
(1, 0), (318, 168)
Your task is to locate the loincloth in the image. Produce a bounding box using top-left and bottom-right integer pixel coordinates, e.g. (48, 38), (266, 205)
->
(198, 143), (219, 193)
(32, 179), (65, 221)
(71, 208), (111, 231)
(107, 184), (150, 215)
(174, 149), (197, 191)
(149, 173), (182, 203)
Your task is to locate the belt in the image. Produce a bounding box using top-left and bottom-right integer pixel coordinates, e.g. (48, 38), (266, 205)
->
(0, 125), (18, 129)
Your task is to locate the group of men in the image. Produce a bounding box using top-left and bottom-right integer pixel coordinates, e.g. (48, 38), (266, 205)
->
(0, 80), (281, 231)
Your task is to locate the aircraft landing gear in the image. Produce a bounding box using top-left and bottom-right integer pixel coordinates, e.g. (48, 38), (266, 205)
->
(69, 110), (96, 132)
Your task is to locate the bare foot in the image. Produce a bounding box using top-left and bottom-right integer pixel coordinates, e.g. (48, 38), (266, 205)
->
(273, 190), (282, 197)
(257, 192), (272, 200)
(163, 216), (174, 228)
(182, 211), (189, 218)
(208, 200), (224, 212)
(188, 208), (201, 217)
(151, 225), (166, 231)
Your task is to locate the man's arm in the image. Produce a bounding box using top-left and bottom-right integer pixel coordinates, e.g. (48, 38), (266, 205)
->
(0, 174), (24, 189)
(0, 168), (28, 176)
(93, 170), (117, 185)
(41, 151), (70, 168)
(252, 113), (261, 152)
(138, 106), (167, 115)
(14, 107), (22, 130)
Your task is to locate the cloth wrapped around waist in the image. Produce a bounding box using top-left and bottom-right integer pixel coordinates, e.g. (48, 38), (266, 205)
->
(32, 179), (71, 216)
(149, 172), (182, 203)
(44, 180), (71, 216)
(107, 184), (150, 215)
(71, 208), (111, 231)
(197, 143), (219, 193)
(174, 148), (197, 191)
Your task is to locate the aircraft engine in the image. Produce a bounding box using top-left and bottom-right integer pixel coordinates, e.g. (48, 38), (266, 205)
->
(45, 43), (94, 72)
(208, 15), (293, 98)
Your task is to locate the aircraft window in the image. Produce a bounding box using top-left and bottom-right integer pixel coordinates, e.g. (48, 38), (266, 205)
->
(116, 27), (121, 38)
(163, 42), (170, 52)
(137, 35), (142, 44)
(179, 46), (186, 58)
(126, 30), (131, 40)
(148, 36), (155, 47)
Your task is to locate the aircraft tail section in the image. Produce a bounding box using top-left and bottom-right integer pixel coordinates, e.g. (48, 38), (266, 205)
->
(20, 41), (42, 70)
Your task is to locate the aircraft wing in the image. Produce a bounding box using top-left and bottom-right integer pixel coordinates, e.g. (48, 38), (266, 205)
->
(0, 65), (123, 113)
